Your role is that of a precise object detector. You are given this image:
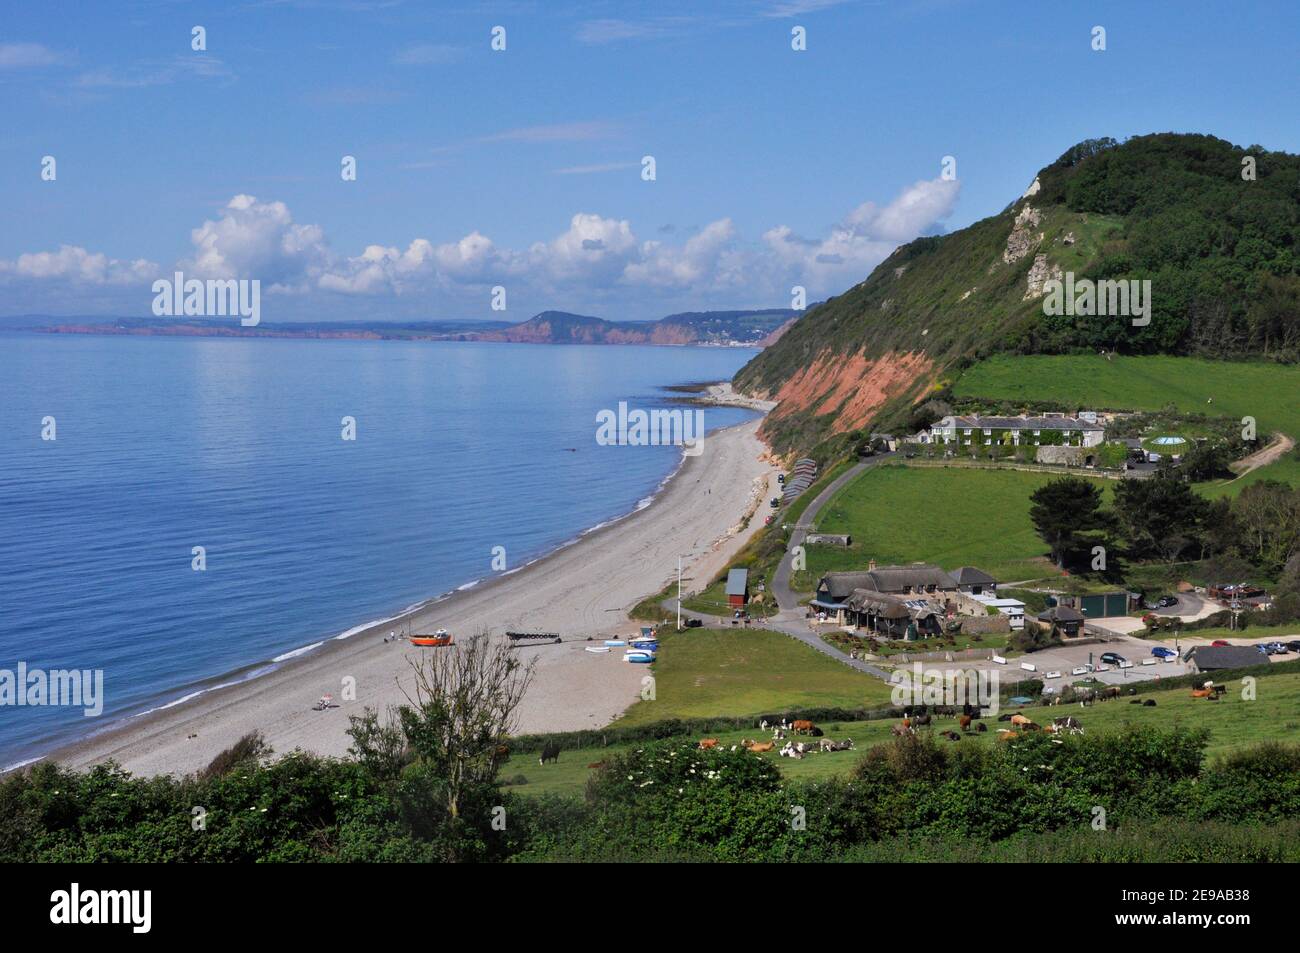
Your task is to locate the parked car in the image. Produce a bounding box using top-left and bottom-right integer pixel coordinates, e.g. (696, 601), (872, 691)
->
(684, 618), (703, 628)
(1261, 642), (1288, 655)
(777, 474), (785, 484)
(1211, 639), (1232, 647)
(1158, 595), (1178, 608)
(769, 498), (780, 508)
(1286, 640), (1300, 653)
(1151, 646), (1177, 659)
(1100, 652), (1126, 665)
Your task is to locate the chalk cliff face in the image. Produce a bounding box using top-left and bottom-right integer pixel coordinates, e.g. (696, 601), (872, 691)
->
(734, 133), (1300, 455)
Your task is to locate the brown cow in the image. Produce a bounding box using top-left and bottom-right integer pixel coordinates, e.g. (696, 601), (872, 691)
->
(958, 714), (973, 732)
(1010, 714), (1034, 727)
(698, 738), (719, 749)
(1190, 689), (1213, 699)
(997, 730), (1021, 741)
(749, 741), (775, 753)
(792, 719), (815, 734)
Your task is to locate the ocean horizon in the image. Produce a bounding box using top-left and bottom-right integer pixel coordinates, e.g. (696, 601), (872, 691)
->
(0, 333), (759, 768)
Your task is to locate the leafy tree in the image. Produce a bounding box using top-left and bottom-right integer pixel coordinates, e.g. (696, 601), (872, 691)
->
(1028, 476), (1110, 569)
(1112, 474), (1209, 561)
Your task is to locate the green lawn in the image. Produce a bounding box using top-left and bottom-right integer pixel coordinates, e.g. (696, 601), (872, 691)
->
(954, 354), (1300, 493)
(802, 464), (1086, 585)
(502, 669), (1300, 797)
(611, 627), (893, 728)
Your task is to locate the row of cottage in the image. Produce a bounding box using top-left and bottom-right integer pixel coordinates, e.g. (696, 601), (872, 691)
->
(811, 561), (1104, 640)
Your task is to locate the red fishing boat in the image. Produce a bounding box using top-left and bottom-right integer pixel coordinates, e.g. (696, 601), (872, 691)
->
(410, 628), (453, 647)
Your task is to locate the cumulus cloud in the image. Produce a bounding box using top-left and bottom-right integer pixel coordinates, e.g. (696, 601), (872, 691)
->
(183, 195), (331, 290)
(0, 245), (157, 285)
(1, 177), (960, 314)
(762, 177), (960, 288)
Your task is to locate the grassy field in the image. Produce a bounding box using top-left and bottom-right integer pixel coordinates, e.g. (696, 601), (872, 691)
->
(610, 627), (893, 729)
(502, 668), (1300, 798)
(954, 354), (1300, 493)
(800, 464), (1090, 586)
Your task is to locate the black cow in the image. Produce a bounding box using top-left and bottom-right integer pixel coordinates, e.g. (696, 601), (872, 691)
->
(539, 741), (560, 766)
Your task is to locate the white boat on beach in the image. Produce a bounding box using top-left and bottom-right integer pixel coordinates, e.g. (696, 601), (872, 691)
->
(585, 645), (611, 654)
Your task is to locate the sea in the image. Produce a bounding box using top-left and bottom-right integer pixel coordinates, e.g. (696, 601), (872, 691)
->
(0, 333), (760, 768)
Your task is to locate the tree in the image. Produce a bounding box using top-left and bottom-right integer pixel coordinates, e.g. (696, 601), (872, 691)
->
(1112, 475), (1208, 562)
(1028, 476), (1110, 569)
(396, 633), (535, 820)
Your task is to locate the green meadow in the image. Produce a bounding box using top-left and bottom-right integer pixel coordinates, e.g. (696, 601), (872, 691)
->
(502, 668), (1300, 798)
(800, 464), (1092, 585)
(611, 627), (892, 728)
(954, 354), (1300, 494)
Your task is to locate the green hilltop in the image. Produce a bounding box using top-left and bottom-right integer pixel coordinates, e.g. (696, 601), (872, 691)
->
(735, 133), (1300, 456)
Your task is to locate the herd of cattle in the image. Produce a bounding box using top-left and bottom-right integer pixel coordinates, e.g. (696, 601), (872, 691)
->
(537, 681), (1232, 767)
(693, 719), (858, 761)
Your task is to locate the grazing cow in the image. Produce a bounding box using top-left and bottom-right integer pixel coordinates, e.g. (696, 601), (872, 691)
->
(698, 738), (719, 750)
(539, 741), (561, 766)
(1010, 714), (1034, 727)
(1052, 716), (1083, 735)
(976, 721), (987, 732)
(913, 714), (932, 728)
(1101, 687), (1121, 702)
(792, 719), (815, 734)
(1143, 699), (1157, 707)
(958, 714), (973, 732)
(749, 741), (775, 753)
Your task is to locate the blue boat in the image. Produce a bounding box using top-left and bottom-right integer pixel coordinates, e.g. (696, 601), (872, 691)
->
(624, 653), (654, 664)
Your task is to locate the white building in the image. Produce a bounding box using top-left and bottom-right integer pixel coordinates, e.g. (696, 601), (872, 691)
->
(921, 414), (1104, 448)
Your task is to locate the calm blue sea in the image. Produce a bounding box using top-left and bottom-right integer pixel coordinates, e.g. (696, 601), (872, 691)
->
(0, 333), (759, 767)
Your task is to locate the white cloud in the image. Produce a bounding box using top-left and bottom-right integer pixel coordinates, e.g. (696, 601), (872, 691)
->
(0, 42), (65, 69)
(183, 195), (330, 290)
(1, 245), (157, 284)
(1, 178), (960, 314)
(762, 176), (960, 287)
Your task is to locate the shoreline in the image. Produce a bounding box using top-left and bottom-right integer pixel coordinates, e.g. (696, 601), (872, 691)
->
(38, 417), (778, 777)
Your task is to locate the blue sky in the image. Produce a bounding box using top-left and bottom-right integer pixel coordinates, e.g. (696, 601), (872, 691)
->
(2, 0), (1297, 322)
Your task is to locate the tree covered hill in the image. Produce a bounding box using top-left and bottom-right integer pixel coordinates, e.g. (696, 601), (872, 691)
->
(735, 133), (1300, 455)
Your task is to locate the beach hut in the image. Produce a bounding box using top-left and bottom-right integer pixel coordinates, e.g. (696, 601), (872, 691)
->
(725, 568), (749, 608)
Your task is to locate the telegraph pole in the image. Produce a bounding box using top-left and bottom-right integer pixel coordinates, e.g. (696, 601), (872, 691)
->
(677, 555), (683, 631)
